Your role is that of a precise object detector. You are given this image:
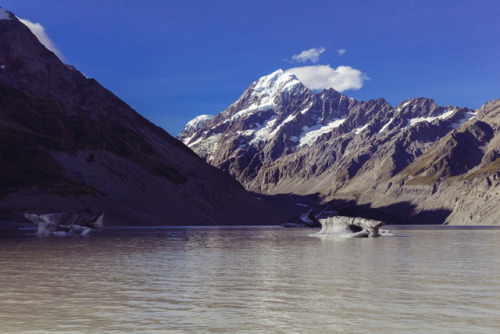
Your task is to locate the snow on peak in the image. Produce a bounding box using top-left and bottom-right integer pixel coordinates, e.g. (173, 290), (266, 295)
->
(185, 114), (215, 130)
(378, 118), (393, 134)
(398, 100), (412, 110)
(451, 111), (477, 130)
(180, 114), (215, 144)
(402, 109), (456, 130)
(354, 123), (369, 134)
(230, 70), (303, 121)
(187, 133), (222, 161)
(0, 8), (13, 20)
(253, 69), (300, 93)
(297, 118), (347, 147)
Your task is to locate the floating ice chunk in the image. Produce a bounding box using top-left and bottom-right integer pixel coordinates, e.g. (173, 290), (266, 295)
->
(310, 216), (387, 238)
(24, 210), (103, 237)
(379, 229), (393, 237)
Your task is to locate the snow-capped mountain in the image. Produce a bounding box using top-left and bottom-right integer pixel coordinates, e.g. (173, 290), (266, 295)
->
(178, 114), (214, 143)
(180, 69), (500, 225)
(181, 69), (365, 172)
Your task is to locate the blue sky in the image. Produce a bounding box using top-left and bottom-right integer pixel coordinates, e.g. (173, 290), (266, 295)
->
(2, 0), (499, 135)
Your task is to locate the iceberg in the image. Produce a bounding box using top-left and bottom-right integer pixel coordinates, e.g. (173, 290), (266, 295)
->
(24, 209), (103, 237)
(311, 216), (387, 238)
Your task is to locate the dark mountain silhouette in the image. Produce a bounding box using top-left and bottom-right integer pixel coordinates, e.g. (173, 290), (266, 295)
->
(0, 7), (285, 226)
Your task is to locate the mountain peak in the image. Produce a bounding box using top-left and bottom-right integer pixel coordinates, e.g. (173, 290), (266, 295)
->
(0, 7), (281, 227)
(252, 69), (301, 93)
(0, 7), (14, 20)
(397, 97), (436, 109)
(0, 13), (132, 119)
(217, 69), (309, 124)
(178, 114), (215, 143)
(178, 68), (361, 173)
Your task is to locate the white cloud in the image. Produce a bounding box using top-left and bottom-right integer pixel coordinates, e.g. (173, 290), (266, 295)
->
(285, 65), (369, 92)
(19, 18), (64, 61)
(291, 47), (326, 63)
(337, 49), (346, 56)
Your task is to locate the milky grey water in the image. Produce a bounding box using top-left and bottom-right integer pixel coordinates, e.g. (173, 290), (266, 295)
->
(1, 226), (500, 333)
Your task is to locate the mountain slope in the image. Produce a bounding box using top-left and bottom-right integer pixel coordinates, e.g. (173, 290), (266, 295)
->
(181, 70), (500, 225)
(0, 7), (281, 226)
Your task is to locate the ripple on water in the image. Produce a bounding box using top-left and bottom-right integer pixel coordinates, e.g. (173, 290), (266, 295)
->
(1, 226), (500, 333)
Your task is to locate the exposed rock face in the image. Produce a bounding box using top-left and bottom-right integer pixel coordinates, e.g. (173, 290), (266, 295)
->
(181, 69), (500, 225)
(0, 7), (282, 226)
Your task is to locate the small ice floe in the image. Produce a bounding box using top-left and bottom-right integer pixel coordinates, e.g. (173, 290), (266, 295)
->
(379, 229), (393, 237)
(281, 217), (317, 228)
(310, 216), (390, 238)
(281, 206), (339, 228)
(280, 210), (321, 228)
(24, 209), (103, 237)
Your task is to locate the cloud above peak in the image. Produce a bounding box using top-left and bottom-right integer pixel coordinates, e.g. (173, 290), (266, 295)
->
(285, 65), (369, 92)
(19, 18), (64, 61)
(291, 47), (326, 63)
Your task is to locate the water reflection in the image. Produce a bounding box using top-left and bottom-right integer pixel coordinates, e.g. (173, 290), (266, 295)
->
(1, 226), (499, 332)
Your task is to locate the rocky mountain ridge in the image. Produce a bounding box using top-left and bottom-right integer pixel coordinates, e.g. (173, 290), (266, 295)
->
(180, 70), (500, 225)
(0, 7), (285, 226)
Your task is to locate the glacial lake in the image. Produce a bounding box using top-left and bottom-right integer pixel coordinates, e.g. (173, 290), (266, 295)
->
(1, 225), (500, 333)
